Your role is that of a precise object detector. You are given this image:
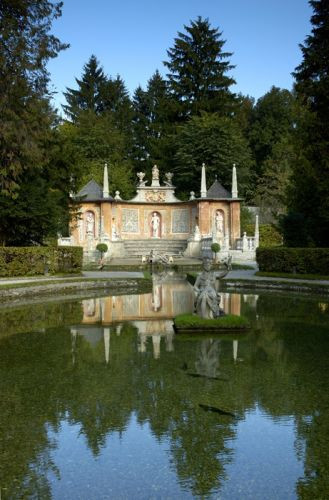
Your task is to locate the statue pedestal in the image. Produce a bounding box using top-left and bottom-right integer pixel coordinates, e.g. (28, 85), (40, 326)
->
(184, 241), (201, 258)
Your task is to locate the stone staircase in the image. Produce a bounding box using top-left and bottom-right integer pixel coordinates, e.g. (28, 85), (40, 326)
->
(123, 239), (187, 257)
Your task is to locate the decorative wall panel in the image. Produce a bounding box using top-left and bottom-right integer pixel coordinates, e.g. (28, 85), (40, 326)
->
(122, 209), (139, 233)
(172, 209), (190, 233)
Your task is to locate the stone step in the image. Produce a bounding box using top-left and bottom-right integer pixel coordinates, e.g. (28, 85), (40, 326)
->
(123, 239), (187, 256)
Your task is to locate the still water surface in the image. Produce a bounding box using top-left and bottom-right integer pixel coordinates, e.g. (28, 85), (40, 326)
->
(0, 274), (328, 499)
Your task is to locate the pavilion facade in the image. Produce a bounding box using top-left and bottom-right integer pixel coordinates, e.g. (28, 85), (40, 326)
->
(59, 164), (258, 261)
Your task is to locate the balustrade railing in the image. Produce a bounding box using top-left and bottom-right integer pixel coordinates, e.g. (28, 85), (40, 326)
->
(235, 236), (257, 251)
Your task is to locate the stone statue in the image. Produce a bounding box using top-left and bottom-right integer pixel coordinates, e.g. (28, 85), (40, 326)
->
(152, 165), (159, 181)
(215, 210), (224, 234)
(193, 225), (201, 241)
(151, 212), (160, 238)
(194, 258), (225, 319)
(137, 172), (147, 186)
(111, 222), (120, 241)
(86, 212), (94, 235)
(164, 172), (173, 187)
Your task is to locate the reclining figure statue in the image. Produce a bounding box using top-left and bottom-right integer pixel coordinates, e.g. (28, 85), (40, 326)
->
(194, 258), (225, 319)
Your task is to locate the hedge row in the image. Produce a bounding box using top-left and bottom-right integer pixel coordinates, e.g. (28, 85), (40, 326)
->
(256, 247), (329, 274)
(0, 246), (83, 277)
(245, 224), (282, 247)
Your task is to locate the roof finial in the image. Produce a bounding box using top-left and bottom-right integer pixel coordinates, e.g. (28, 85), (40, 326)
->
(201, 163), (207, 198)
(232, 163), (238, 199)
(103, 163), (109, 199)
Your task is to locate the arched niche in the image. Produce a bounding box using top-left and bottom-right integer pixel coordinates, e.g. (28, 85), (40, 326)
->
(149, 211), (162, 238)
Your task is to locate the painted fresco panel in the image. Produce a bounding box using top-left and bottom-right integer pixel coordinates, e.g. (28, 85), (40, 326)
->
(122, 208), (139, 233)
(172, 209), (190, 233)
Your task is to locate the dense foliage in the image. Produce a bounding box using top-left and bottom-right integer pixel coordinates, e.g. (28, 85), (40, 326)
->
(283, 0), (329, 247)
(0, 246), (83, 277)
(245, 224), (283, 247)
(256, 247), (329, 274)
(1, 5), (327, 248)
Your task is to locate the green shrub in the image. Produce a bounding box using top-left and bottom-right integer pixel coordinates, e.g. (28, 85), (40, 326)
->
(0, 246), (83, 277)
(256, 247), (329, 275)
(245, 223), (282, 247)
(211, 242), (220, 254)
(96, 243), (108, 255)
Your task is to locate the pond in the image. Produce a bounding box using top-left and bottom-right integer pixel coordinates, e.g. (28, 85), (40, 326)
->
(0, 273), (328, 499)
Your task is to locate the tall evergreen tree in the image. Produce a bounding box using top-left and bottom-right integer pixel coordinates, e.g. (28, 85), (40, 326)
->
(61, 111), (134, 199)
(164, 16), (236, 117)
(287, 0), (329, 246)
(248, 87), (296, 179)
(0, 0), (68, 195)
(174, 113), (252, 198)
(132, 70), (174, 174)
(63, 55), (107, 121)
(101, 75), (133, 137)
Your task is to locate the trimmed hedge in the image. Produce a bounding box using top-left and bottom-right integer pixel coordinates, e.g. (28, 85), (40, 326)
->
(245, 223), (282, 247)
(0, 246), (83, 277)
(257, 247), (329, 275)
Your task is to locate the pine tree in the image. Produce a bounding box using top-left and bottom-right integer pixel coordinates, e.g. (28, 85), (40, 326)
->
(164, 16), (236, 117)
(63, 55), (107, 120)
(101, 75), (133, 137)
(248, 87), (296, 179)
(63, 111), (134, 199)
(287, 0), (329, 246)
(132, 71), (174, 174)
(174, 113), (252, 198)
(0, 0), (68, 195)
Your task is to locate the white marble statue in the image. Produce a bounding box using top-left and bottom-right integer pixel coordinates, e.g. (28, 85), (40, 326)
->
(112, 222), (120, 241)
(215, 210), (224, 234)
(151, 212), (160, 238)
(152, 165), (159, 181)
(86, 212), (94, 235)
(193, 225), (201, 241)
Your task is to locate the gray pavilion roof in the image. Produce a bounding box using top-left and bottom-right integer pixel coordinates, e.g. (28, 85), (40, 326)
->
(206, 179), (231, 199)
(75, 179), (112, 201)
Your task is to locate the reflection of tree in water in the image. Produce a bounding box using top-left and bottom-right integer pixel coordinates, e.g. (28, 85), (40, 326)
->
(195, 339), (220, 378)
(1, 292), (329, 498)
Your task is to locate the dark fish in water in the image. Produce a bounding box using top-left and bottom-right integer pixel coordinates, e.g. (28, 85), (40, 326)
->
(199, 403), (236, 418)
(187, 372), (228, 381)
(181, 362), (188, 371)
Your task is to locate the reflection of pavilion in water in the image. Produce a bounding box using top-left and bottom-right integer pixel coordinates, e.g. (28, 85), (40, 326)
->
(71, 275), (244, 361)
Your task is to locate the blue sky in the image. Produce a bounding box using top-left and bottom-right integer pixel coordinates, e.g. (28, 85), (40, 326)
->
(48, 0), (312, 112)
